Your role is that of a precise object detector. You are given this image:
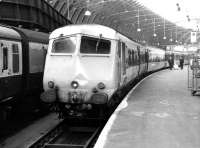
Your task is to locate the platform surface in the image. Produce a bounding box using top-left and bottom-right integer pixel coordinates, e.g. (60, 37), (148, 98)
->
(95, 67), (200, 148)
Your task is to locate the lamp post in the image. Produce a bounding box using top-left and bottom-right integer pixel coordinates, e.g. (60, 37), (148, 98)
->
(137, 8), (141, 32)
(67, 0), (70, 19)
(163, 18), (167, 40)
(84, 0), (91, 16)
(153, 18), (157, 37)
(175, 25), (178, 43)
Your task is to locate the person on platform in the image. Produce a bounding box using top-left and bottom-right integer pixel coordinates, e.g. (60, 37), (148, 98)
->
(168, 56), (174, 70)
(179, 56), (184, 70)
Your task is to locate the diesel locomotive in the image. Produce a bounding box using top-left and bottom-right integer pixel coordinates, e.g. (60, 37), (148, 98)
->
(41, 24), (167, 118)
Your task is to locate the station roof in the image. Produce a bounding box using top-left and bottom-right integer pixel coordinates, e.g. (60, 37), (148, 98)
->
(46, 0), (195, 47)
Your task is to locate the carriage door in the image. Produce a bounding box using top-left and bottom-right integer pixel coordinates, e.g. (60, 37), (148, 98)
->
(0, 41), (22, 100)
(145, 49), (149, 71)
(137, 46), (141, 75)
(0, 42), (10, 100)
(0, 42), (5, 100)
(117, 41), (122, 86)
(121, 42), (126, 84)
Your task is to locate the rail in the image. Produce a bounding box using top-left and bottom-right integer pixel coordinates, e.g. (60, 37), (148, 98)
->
(28, 118), (103, 148)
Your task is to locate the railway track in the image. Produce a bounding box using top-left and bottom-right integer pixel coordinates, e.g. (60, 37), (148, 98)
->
(28, 117), (103, 148)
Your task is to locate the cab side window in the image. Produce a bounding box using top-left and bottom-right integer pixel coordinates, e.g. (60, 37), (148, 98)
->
(12, 44), (19, 73)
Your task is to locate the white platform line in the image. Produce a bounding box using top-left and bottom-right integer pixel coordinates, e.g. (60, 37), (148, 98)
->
(94, 72), (157, 148)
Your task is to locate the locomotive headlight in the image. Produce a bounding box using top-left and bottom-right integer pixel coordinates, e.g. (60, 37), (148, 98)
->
(48, 81), (55, 88)
(97, 82), (105, 89)
(71, 81), (79, 89)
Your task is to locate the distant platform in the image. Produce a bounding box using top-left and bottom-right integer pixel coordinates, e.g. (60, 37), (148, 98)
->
(95, 67), (200, 148)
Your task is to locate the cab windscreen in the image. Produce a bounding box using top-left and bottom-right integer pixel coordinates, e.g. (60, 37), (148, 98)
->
(80, 36), (111, 54)
(52, 36), (76, 53)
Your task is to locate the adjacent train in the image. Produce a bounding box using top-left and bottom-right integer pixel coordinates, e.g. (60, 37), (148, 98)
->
(0, 24), (49, 119)
(41, 24), (168, 118)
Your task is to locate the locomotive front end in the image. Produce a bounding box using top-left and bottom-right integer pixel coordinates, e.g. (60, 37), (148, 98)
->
(42, 28), (117, 116)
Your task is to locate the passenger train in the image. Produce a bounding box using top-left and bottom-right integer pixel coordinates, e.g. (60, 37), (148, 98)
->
(0, 24), (49, 119)
(41, 24), (167, 118)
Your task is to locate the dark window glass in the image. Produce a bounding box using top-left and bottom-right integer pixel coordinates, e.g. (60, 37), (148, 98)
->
(128, 50), (131, 66)
(12, 44), (19, 53)
(145, 51), (149, 62)
(52, 37), (76, 53)
(122, 43), (126, 74)
(80, 36), (111, 54)
(131, 50), (134, 65)
(118, 41), (121, 58)
(12, 44), (19, 73)
(3, 47), (8, 70)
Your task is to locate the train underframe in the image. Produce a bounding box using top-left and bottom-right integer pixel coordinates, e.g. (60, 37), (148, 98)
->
(52, 77), (141, 119)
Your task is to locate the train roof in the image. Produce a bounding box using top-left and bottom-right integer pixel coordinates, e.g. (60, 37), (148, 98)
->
(0, 25), (21, 40)
(15, 27), (49, 44)
(50, 24), (117, 40)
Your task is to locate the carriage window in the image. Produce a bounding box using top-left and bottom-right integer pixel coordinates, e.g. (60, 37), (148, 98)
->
(118, 41), (121, 58)
(122, 43), (126, 74)
(12, 44), (19, 73)
(80, 36), (111, 54)
(52, 36), (76, 53)
(128, 50), (131, 66)
(3, 47), (8, 70)
(131, 50), (134, 65)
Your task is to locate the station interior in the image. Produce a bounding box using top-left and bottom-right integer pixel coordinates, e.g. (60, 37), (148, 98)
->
(0, 0), (200, 148)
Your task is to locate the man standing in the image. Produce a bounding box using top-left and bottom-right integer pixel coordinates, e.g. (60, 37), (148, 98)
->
(168, 56), (173, 70)
(179, 56), (184, 70)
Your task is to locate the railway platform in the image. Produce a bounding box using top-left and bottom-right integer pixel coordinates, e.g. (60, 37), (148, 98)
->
(95, 67), (200, 148)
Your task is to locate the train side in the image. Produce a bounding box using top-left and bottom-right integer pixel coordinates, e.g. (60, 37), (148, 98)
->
(42, 24), (167, 117)
(147, 46), (167, 72)
(0, 24), (49, 118)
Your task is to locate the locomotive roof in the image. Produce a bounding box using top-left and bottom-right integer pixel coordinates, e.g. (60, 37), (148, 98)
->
(50, 24), (117, 40)
(0, 25), (21, 40)
(15, 27), (49, 44)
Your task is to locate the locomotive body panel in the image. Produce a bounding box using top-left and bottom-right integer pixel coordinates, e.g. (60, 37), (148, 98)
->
(44, 34), (118, 103)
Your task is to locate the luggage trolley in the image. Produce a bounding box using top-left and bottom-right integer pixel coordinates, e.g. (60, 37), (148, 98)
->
(188, 54), (200, 95)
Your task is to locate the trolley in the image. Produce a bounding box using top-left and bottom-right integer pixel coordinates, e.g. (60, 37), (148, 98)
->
(188, 54), (200, 95)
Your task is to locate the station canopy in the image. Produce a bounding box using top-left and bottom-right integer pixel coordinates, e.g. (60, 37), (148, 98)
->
(46, 0), (200, 47)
